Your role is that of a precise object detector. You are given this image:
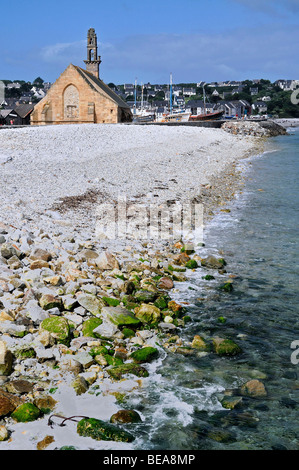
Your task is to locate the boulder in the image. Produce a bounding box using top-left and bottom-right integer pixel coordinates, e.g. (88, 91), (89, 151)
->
(11, 403), (40, 422)
(39, 294), (63, 311)
(95, 252), (119, 270)
(39, 317), (70, 346)
(130, 347), (159, 363)
(30, 248), (52, 262)
(107, 363), (149, 380)
(82, 317), (103, 338)
(240, 379), (267, 398)
(212, 337), (242, 356)
(201, 256), (226, 270)
(76, 293), (104, 316)
(101, 306), (140, 328)
(158, 277), (174, 289)
(110, 410), (142, 424)
(135, 304), (161, 325)
(191, 335), (209, 351)
(77, 417), (134, 442)
(0, 341), (13, 376)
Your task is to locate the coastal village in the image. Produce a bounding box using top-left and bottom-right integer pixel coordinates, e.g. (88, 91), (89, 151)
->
(0, 28), (298, 125)
(1, 76), (299, 125)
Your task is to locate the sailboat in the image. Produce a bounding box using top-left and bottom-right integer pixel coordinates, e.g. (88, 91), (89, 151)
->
(188, 85), (224, 121)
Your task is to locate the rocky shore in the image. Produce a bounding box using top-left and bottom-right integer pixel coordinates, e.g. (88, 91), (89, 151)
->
(0, 122), (285, 449)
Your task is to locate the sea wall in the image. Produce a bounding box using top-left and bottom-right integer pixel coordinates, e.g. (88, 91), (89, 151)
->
(221, 120), (287, 137)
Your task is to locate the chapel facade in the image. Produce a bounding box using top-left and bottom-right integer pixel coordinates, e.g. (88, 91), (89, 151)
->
(30, 28), (132, 125)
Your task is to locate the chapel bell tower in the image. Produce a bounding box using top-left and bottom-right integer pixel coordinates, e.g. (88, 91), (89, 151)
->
(84, 28), (102, 79)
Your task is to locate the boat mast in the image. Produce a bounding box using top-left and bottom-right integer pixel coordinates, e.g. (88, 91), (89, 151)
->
(170, 73), (173, 114)
(203, 84), (206, 115)
(134, 78), (137, 115)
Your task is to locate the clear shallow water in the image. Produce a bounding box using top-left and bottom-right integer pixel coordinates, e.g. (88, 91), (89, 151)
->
(129, 128), (299, 450)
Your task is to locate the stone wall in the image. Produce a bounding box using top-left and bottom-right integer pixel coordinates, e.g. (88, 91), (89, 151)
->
(31, 64), (120, 125)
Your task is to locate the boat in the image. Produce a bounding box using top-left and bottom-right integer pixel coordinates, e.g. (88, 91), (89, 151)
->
(161, 111), (191, 123)
(189, 110), (224, 121)
(188, 84), (224, 121)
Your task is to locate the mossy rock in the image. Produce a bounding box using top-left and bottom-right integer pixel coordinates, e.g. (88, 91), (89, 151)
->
(11, 403), (40, 423)
(191, 335), (210, 351)
(107, 363), (149, 380)
(154, 295), (170, 310)
(110, 410), (142, 424)
(39, 294), (63, 311)
(77, 417), (135, 442)
(130, 347), (159, 364)
(202, 274), (215, 281)
(212, 338), (242, 356)
(102, 306), (141, 328)
(82, 317), (103, 338)
(135, 304), (161, 325)
(103, 355), (123, 366)
(89, 345), (109, 357)
(185, 259), (198, 269)
(201, 256), (226, 270)
(134, 290), (158, 303)
(219, 282), (233, 292)
(40, 317), (71, 346)
(102, 297), (120, 307)
(221, 396), (243, 410)
(183, 315), (191, 323)
(14, 347), (36, 359)
(34, 396), (57, 415)
(122, 328), (136, 338)
(218, 316), (227, 324)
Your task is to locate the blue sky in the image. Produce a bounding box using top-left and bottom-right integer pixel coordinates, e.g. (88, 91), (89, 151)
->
(1, 0), (299, 84)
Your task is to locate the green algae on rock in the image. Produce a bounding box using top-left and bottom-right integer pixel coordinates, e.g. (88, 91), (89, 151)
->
(40, 317), (71, 346)
(102, 297), (121, 307)
(107, 363), (149, 380)
(102, 306), (141, 328)
(134, 290), (158, 303)
(77, 417), (135, 442)
(130, 347), (159, 363)
(82, 317), (103, 338)
(135, 304), (161, 325)
(221, 396), (243, 410)
(122, 328), (136, 338)
(11, 403), (40, 422)
(219, 282), (234, 292)
(191, 335), (210, 351)
(39, 294), (63, 311)
(212, 337), (242, 356)
(185, 259), (198, 269)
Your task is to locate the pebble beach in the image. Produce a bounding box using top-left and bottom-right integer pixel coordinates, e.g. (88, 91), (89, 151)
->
(0, 121), (288, 450)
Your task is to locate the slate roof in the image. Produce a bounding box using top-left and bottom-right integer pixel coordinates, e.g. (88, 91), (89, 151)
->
(74, 66), (130, 109)
(14, 104), (34, 118)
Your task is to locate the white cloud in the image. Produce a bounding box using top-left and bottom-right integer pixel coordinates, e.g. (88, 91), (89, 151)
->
(101, 25), (299, 82)
(36, 24), (299, 83)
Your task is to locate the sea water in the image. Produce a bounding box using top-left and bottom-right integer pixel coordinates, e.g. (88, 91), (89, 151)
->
(128, 127), (299, 450)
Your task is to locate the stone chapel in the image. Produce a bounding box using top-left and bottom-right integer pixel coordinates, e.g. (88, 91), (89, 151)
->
(30, 28), (132, 125)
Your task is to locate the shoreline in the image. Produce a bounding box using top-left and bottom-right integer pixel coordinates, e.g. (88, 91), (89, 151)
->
(0, 124), (279, 449)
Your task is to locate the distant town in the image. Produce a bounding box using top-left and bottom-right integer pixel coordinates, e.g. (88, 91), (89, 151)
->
(1, 76), (299, 125)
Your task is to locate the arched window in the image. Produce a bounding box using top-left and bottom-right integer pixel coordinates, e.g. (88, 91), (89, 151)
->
(63, 84), (79, 120)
